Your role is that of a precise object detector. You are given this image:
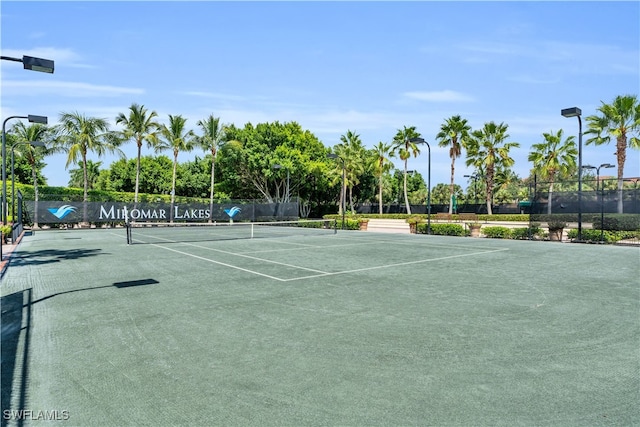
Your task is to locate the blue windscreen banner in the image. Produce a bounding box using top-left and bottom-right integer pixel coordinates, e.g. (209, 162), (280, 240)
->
(23, 201), (299, 224)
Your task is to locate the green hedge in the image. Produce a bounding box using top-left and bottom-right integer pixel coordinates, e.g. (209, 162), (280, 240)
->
(510, 226), (543, 240)
(482, 226), (512, 239)
(323, 213), (530, 222)
(567, 228), (640, 243)
(418, 223), (465, 236)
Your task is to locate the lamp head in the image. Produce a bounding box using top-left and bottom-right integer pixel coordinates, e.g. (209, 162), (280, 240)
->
(22, 55), (55, 73)
(561, 107), (581, 118)
(28, 115), (48, 124)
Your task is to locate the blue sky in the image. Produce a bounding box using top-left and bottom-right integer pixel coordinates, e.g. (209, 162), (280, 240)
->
(2, 1), (639, 190)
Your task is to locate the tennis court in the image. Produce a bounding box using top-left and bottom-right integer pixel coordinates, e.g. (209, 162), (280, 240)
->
(1, 224), (639, 426)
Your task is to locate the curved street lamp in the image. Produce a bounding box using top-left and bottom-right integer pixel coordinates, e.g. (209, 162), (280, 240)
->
(327, 153), (345, 230)
(561, 107), (584, 241)
(2, 115), (48, 224)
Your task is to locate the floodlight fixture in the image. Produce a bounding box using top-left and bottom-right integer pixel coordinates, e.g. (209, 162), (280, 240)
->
(1, 55), (55, 73)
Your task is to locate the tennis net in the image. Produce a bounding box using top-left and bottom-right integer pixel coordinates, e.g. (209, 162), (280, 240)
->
(126, 219), (337, 244)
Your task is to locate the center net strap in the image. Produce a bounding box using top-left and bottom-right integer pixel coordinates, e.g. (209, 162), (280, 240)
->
(126, 219), (337, 244)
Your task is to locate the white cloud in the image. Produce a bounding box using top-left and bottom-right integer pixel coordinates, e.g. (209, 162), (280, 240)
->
(2, 80), (145, 98)
(180, 91), (247, 102)
(403, 90), (476, 103)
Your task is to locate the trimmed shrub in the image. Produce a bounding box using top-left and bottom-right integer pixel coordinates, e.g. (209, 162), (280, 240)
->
(482, 226), (512, 239)
(420, 223), (465, 236)
(511, 226), (542, 240)
(567, 228), (640, 243)
(599, 214), (640, 231)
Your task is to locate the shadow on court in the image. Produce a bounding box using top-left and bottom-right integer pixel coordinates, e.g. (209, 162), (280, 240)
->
(7, 248), (105, 269)
(1, 289), (32, 427)
(1, 279), (159, 425)
(31, 279), (160, 305)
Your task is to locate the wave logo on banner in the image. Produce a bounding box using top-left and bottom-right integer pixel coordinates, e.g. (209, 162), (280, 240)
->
(47, 205), (77, 219)
(224, 206), (241, 219)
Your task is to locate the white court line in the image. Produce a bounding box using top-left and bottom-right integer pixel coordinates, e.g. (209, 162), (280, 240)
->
(239, 241), (375, 254)
(151, 244), (289, 281)
(178, 241), (329, 274)
(280, 248), (510, 282)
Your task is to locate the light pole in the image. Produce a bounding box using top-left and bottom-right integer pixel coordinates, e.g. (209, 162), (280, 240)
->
(2, 115), (48, 224)
(11, 140), (46, 220)
(583, 163), (615, 243)
(273, 164), (290, 203)
(409, 138), (431, 235)
(561, 107), (584, 241)
(1, 55), (55, 73)
(327, 153), (345, 230)
(464, 174), (478, 205)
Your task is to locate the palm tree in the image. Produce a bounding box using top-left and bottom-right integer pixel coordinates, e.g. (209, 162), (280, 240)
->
(340, 130), (366, 214)
(528, 129), (577, 214)
(370, 142), (394, 215)
(55, 112), (123, 207)
(436, 115), (471, 214)
(391, 126), (421, 214)
(465, 122), (520, 215)
(115, 103), (160, 204)
(10, 122), (51, 228)
(195, 114), (226, 222)
(68, 160), (103, 189)
(156, 114), (195, 221)
(584, 94), (640, 213)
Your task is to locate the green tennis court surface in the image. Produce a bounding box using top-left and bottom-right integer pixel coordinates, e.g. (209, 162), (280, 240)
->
(2, 228), (638, 426)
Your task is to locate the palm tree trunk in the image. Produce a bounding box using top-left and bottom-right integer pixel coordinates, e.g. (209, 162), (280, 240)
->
(449, 157), (455, 215)
(403, 160), (411, 215)
(134, 142), (142, 205)
(616, 136), (625, 213)
(349, 186), (354, 214)
(208, 154), (215, 223)
(171, 153), (177, 223)
(486, 169), (493, 216)
(547, 181), (554, 215)
(82, 152), (89, 224)
(378, 174), (383, 215)
(32, 165), (39, 229)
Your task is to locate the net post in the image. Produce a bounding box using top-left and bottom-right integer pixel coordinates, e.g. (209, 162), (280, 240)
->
(123, 206), (131, 244)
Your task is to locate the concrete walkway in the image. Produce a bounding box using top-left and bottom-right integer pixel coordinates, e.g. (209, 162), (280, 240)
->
(1, 234), (21, 277)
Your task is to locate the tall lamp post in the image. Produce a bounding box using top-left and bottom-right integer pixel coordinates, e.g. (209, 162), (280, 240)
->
(583, 163), (615, 243)
(11, 140), (46, 220)
(561, 107), (584, 241)
(327, 153), (345, 230)
(2, 115), (48, 224)
(409, 138), (431, 235)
